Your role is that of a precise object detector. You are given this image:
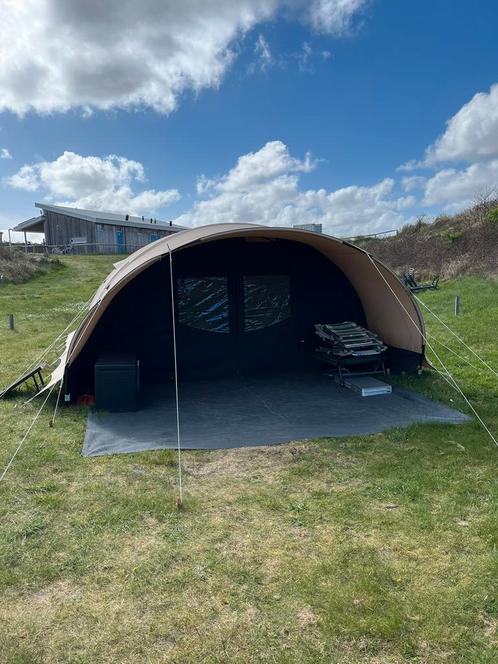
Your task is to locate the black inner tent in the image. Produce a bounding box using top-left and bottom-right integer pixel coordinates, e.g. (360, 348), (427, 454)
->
(68, 238), (366, 396)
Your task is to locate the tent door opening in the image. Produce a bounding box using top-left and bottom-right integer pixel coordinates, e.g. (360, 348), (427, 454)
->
(174, 272), (298, 379)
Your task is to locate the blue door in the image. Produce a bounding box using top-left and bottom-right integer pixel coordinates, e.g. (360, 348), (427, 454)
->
(116, 230), (126, 254)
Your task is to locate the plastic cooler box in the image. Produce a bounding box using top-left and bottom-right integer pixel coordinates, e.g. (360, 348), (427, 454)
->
(95, 354), (139, 412)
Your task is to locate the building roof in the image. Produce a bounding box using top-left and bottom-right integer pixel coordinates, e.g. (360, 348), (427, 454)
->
(12, 215), (46, 233)
(13, 203), (186, 233)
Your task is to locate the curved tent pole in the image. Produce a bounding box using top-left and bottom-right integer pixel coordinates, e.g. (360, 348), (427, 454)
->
(169, 248), (184, 507)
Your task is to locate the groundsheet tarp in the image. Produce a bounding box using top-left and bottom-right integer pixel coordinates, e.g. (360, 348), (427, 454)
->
(83, 373), (470, 457)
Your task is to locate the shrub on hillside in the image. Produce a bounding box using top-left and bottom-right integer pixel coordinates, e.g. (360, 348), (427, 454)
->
(441, 230), (462, 245)
(486, 207), (498, 224)
(0, 247), (61, 283)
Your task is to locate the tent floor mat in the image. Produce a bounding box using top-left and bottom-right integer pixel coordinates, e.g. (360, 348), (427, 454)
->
(82, 372), (470, 457)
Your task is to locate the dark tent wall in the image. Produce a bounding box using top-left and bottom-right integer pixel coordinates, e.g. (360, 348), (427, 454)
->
(173, 238), (365, 379)
(67, 238), (367, 395)
(69, 259), (174, 396)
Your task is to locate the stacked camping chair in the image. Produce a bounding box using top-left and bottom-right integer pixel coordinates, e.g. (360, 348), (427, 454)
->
(315, 322), (387, 384)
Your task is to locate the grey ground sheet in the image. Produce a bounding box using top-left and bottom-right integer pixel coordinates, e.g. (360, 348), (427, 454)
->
(83, 373), (470, 457)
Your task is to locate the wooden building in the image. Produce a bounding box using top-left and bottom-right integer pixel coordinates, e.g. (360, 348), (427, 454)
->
(13, 203), (185, 254)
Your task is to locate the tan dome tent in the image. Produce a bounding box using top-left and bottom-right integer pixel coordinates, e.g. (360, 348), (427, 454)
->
(41, 222), (472, 457)
(47, 223), (425, 404)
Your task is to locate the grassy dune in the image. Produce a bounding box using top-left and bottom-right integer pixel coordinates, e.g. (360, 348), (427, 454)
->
(0, 257), (497, 663)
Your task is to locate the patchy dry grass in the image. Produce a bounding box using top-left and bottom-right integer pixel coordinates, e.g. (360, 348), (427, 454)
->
(0, 260), (497, 663)
(359, 200), (498, 280)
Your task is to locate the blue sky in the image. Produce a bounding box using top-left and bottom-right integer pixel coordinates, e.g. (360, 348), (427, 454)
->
(2, 0), (498, 239)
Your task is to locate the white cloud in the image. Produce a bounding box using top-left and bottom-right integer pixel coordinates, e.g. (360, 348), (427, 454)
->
(422, 159), (498, 209)
(396, 83), (498, 213)
(0, 210), (42, 244)
(307, 0), (367, 35)
(216, 140), (314, 191)
(6, 165), (40, 191)
(400, 84), (498, 171)
(196, 175), (216, 196)
(249, 38), (335, 75)
(252, 34), (273, 73)
(0, 0), (366, 116)
(401, 175), (426, 192)
(176, 140), (414, 235)
(0, 148), (12, 159)
(397, 159), (425, 173)
(298, 41), (314, 72)
(295, 41), (335, 72)
(5, 151), (180, 214)
(425, 84), (498, 164)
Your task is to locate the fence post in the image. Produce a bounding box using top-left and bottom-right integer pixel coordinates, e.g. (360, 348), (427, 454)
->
(454, 295), (461, 316)
(7, 314), (14, 330)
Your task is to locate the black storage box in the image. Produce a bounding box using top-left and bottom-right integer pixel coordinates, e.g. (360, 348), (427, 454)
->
(95, 354), (139, 412)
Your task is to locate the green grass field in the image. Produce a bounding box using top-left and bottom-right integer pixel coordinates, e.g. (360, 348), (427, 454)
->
(0, 257), (497, 663)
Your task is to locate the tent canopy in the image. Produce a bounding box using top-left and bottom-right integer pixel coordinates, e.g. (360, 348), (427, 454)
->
(46, 223), (425, 398)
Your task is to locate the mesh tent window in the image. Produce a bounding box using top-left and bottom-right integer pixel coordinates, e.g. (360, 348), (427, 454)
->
(243, 274), (291, 332)
(177, 276), (230, 334)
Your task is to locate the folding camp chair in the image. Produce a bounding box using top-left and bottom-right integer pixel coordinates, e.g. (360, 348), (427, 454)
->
(315, 322), (387, 385)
